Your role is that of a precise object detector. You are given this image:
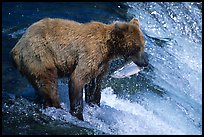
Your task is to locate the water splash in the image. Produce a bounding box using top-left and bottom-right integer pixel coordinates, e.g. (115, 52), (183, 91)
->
(8, 28), (26, 38)
(41, 87), (201, 135)
(125, 2), (202, 134)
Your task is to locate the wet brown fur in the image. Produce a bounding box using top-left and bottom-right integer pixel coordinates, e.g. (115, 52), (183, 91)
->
(10, 18), (145, 120)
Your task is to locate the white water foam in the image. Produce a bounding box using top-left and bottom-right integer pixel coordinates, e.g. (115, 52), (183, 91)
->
(125, 3), (202, 134)
(42, 87), (201, 135)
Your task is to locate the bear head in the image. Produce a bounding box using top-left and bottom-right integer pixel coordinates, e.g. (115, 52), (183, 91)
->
(110, 18), (148, 67)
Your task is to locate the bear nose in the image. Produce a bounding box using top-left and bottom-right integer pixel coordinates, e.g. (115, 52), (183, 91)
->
(133, 52), (148, 67)
(135, 61), (148, 67)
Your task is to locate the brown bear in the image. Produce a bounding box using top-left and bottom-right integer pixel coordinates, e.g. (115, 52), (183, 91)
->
(10, 18), (148, 120)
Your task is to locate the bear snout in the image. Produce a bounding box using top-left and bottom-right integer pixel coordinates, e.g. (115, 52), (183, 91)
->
(133, 52), (148, 67)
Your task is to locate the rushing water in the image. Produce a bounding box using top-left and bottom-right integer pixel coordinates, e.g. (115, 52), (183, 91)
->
(2, 2), (202, 135)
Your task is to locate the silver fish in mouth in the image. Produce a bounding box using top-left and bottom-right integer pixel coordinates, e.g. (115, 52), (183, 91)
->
(111, 61), (144, 78)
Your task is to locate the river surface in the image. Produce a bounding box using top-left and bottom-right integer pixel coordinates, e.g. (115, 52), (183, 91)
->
(2, 2), (202, 135)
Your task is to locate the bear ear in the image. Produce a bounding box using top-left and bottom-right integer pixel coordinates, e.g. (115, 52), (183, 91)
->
(130, 18), (140, 27)
(114, 22), (129, 32)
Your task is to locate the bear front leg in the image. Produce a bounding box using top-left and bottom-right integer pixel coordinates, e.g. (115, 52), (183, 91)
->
(69, 71), (84, 121)
(85, 78), (96, 106)
(93, 63), (109, 106)
(85, 77), (101, 106)
(85, 64), (108, 106)
(92, 73), (103, 106)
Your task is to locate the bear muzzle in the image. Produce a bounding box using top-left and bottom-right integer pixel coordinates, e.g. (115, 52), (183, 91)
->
(132, 52), (148, 67)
